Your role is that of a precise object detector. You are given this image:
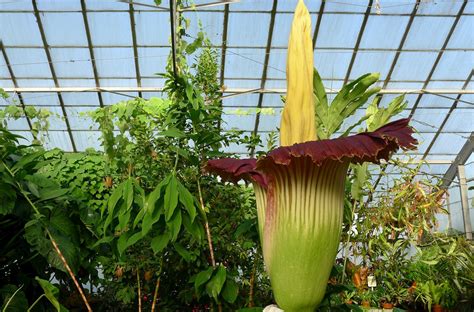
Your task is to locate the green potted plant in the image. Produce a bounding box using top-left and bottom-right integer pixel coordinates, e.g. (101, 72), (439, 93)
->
(415, 280), (456, 312)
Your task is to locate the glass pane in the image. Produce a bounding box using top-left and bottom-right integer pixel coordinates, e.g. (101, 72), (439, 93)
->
(88, 12), (132, 45)
(412, 108), (448, 132)
(44, 131), (73, 151)
(43, 106), (67, 130)
(99, 78), (137, 87)
(183, 11), (224, 46)
(316, 14), (364, 48)
(369, 0), (414, 14)
(271, 12), (317, 47)
(138, 47), (169, 77)
(314, 50), (353, 80)
(221, 107), (256, 131)
(417, 0), (462, 15)
(459, 89), (472, 109)
(266, 49), (287, 79)
(404, 17), (455, 50)
(0, 53), (11, 79)
(5, 117), (29, 131)
(258, 107), (282, 132)
(37, 0), (81, 11)
(134, 12), (170, 46)
(50, 48), (94, 78)
(224, 78), (261, 89)
(86, 0), (129, 11)
(418, 94), (456, 108)
(222, 93), (259, 107)
(408, 132), (435, 155)
(58, 79), (96, 87)
(6, 48), (51, 78)
(390, 52), (438, 81)
(224, 48), (265, 78)
(41, 13), (88, 46)
(22, 93), (60, 106)
(431, 51), (473, 80)
(62, 92), (100, 107)
(447, 16), (474, 49)
(94, 48), (136, 77)
(427, 80), (467, 90)
(0, 1), (32, 10)
(278, 0), (322, 12)
(443, 109), (474, 132)
(102, 92), (138, 105)
(262, 94), (284, 108)
(16, 79), (55, 87)
(349, 51), (396, 81)
(230, 1), (273, 12)
(0, 79), (14, 88)
(359, 15), (410, 49)
(72, 131), (103, 151)
(0, 13), (43, 46)
(265, 79), (286, 89)
(141, 78), (165, 87)
(429, 133), (467, 155)
(324, 0), (369, 13)
(66, 106), (99, 130)
(227, 13), (270, 47)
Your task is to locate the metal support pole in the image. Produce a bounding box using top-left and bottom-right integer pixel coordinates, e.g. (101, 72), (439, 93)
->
(458, 165), (472, 240)
(446, 193), (452, 230)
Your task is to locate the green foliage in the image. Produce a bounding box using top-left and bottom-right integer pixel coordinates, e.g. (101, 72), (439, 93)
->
(313, 68), (380, 139)
(0, 102), (56, 144)
(35, 277), (69, 312)
(0, 127), (96, 309)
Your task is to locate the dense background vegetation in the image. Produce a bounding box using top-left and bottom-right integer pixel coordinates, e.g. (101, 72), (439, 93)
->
(1, 9), (472, 312)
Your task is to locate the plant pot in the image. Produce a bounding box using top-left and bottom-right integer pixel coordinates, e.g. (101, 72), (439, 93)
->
(432, 304), (444, 312)
(382, 302), (394, 311)
(361, 300), (370, 308)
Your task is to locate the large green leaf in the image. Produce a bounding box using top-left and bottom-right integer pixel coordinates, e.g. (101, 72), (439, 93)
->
(35, 277), (69, 312)
(167, 209), (182, 242)
(173, 242), (192, 262)
(151, 232), (170, 254)
(221, 279), (239, 303)
(164, 175), (178, 221)
(177, 181), (197, 222)
(206, 265), (227, 302)
(194, 267), (214, 291)
(314, 69), (380, 139)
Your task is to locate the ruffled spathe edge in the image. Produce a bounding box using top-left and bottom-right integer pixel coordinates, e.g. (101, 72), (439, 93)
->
(257, 118), (417, 170)
(204, 158), (268, 188)
(205, 118), (417, 187)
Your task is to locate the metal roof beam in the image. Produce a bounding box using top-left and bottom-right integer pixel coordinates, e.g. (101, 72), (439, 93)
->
(169, 0), (178, 77)
(217, 3), (230, 131)
(3, 87), (474, 95)
(441, 132), (474, 188)
(0, 42), (35, 136)
(312, 0), (325, 48)
(129, 2), (142, 97)
(31, 0), (76, 152)
(80, 0), (104, 108)
(250, 0), (278, 157)
(343, 0), (373, 84)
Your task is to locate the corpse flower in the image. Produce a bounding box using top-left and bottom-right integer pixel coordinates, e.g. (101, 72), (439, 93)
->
(206, 1), (417, 310)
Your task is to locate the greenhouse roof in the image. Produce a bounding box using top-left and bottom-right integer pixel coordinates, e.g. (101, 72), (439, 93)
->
(0, 0), (473, 189)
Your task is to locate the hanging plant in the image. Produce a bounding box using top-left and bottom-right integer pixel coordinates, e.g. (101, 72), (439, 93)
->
(204, 1), (417, 311)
